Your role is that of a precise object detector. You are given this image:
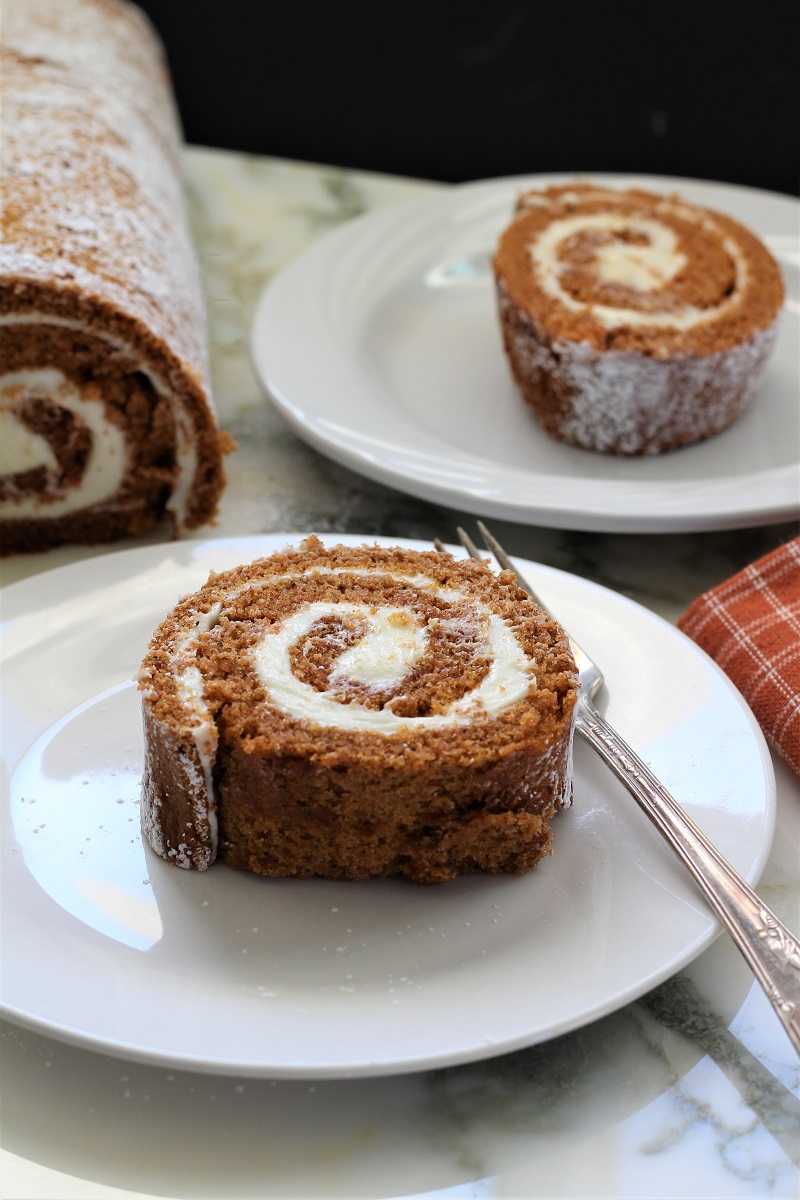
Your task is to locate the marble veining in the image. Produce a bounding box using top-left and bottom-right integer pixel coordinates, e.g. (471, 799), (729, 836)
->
(0, 147), (797, 1200)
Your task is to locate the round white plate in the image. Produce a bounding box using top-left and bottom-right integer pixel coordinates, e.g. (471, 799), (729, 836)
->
(251, 173), (799, 533)
(1, 533), (775, 1078)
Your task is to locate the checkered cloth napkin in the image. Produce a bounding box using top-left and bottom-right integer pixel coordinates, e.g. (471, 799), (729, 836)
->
(677, 537), (800, 778)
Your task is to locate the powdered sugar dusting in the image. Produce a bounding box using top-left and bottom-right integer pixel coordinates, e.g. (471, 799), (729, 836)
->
(501, 282), (779, 455)
(552, 328), (777, 455)
(1, 0), (209, 374)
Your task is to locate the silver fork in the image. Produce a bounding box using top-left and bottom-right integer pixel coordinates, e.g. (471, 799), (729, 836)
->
(451, 520), (800, 1054)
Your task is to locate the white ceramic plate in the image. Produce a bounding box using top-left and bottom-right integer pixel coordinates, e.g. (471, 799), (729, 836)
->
(1, 533), (775, 1078)
(251, 174), (799, 533)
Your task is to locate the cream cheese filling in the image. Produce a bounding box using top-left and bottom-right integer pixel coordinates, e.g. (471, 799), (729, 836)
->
(0, 312), (199, 524)
(0, 404), (59, 475)
(251, 597), (531, 733)
(0, 367), (126, 518)
(329, 605), (428, 689)
(169, 566), (536, 749)
(168, 602), (222, 854)
(529, 212), (746, 330)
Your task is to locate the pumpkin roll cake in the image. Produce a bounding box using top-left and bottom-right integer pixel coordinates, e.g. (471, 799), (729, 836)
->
(138, 538), (579, 884)
(0, 0), (230, 556)
(492, 183), (784, 455)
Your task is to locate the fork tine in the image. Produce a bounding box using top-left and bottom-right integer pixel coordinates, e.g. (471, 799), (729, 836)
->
(476, 521), (552, 615)
(475, 520), (519, 576)
(453, 522), (552, 618)
(455, 526), (486, 563)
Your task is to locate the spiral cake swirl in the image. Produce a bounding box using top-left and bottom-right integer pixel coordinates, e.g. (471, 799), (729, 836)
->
(492, 183), (784, 455)
(139, 538), (578, 883)
(0, 0), (229, 555)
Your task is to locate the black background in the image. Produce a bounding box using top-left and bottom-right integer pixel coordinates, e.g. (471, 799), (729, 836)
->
(136, 0), (798, 196)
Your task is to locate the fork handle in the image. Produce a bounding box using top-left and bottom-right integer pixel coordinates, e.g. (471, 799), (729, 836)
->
(577, 698), (800, 1055)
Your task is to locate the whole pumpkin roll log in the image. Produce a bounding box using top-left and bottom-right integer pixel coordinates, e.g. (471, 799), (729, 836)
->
(492, 183), (785, 456)
(0, 0), (230, 556)
(138, 538), (579, 883)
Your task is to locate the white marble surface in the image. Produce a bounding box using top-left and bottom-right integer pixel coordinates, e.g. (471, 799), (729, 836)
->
(1, 147), (798, 1199)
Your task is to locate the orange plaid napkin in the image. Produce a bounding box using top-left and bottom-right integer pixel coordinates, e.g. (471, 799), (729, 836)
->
(677, 537), (800, 778)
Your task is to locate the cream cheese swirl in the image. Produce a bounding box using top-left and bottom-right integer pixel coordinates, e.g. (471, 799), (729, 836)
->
(0, 366), (128, 518)
(529, 210), (747, 331)
(251, 596), (531, 733)
(168, 565), (536, 741)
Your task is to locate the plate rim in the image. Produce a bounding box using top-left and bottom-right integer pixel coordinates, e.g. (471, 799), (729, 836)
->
(0, 532), (778, 1077)
(250, 171), (800, 534)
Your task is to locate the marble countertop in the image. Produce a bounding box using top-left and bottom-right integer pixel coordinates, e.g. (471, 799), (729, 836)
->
(1, 147), (798, 1200)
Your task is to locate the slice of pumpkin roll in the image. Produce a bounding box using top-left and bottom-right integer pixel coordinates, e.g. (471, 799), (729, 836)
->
(138, 538), (579, 884)
(492, 182), (785, 455)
